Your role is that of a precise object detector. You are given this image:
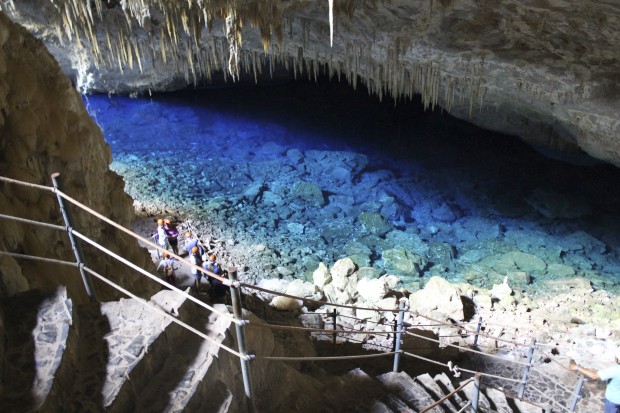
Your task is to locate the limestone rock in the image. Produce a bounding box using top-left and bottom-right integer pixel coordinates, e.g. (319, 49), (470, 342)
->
(0, 13), (157, 304)
(330, 257), (357, 290)
(291, 182), (324, 206)
(357, 278), (389, 303)
(312, 262), (332, 288)
(382, 248), (426, 277)
(270, 295), (303, 311)
(285, 279), (318, 299)
(358, 212), (392, 236)
(409, 276), (465, 321)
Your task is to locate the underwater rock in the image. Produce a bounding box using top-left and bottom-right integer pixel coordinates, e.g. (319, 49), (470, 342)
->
(381, 248), (426, 277)
(525, 188), (592, 219)
(291, 181), (324, 206)
(430, 202), (459, 222)
(546, 263), (576, 278)
(358, 211), (392, 236)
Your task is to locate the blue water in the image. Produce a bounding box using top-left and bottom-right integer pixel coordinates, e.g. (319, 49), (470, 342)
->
(84, 80), (620, 292)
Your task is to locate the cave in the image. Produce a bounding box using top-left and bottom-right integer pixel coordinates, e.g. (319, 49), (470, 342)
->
(1, 1), (619, 412)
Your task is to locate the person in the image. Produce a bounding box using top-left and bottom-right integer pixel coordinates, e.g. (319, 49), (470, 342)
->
(163, 219), (179, 255)
(209, 269), (230, 301)
(570, 346), (620, 413)
(202, 254), (221, 276)
(156, 252), (178, 289)
(153, 219), (168, 259)
(183, 231), (203, 256)
(189, 246), (203, 292)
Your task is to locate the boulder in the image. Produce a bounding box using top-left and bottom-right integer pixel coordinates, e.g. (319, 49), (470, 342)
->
(292, 182), (324, 206)
(409, 276), (465, 321)
(312, 262), (332, 288)
(285, 279), (318, 299)
(358, 211), (392, 236)
(357, 278), (389, 303)
(270, 296), (303, 311)
(330, 258), (357, 290)
(382, 248), (426, 276)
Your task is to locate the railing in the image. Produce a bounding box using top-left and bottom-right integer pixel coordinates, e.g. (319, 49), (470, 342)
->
(0, 174), (589, 413)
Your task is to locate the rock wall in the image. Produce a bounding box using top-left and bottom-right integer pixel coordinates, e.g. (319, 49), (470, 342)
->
(0, 12), (157, 302)
(1, 1), (619, 166)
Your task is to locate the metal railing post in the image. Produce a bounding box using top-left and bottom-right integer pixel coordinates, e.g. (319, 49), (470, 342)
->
(392, 297), (407, 372)
(228, 267), (256, 413)
(332, 308), (337, 344)
(569, 376), (585, 412)
(518, 339), (536, 398)
(471, 373), (481, 413)
(51, 172), (97, 302)
(473, 317), (482, 347)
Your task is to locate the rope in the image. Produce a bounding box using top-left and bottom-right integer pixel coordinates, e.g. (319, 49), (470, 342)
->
(530, 365), (576, 393)
(401, 351), (526, 384)
(0, 175), (54, 191)
(409, 310), (531, 348)
(527, 384), (572, 412)
(404, 330), (530, 367)
(71, 229), (244, 326)
(81, 265), (247, 360)
(241, 283), (399, 313)
(536, 347), (573, 373)
(0, 213), (65, 231)
(51, 187), (232, 285)
(0, 250), (78, 267)
(456, 401), (471, 413)
(249, 321), (403, 336)
(258, 351), (397, 361)
(419, 378), (474, 413)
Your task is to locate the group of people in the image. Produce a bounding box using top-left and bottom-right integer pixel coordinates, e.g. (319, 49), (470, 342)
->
(153, 219), (229, 299)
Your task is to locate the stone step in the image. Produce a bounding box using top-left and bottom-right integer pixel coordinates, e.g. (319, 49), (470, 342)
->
(134, 302), (235, 413)
(96, 289), (196, 412)
(377, 371), (443, 412)
(415, 372), (462, 413)
(433, 372), (468, 408)
(0, 287), (72, 413)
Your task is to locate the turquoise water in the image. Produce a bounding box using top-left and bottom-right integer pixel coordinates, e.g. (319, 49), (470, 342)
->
(84, 79), (620, 293)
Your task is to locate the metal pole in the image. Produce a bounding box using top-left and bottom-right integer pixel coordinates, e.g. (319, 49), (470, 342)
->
(518, 339), (536, 399)
(392, 297), (406, 372)
(471, 373), (481, 413)
(228, 267), (256, 413)
(51, 172), (97, 302)
(473, 317), (482, 347)
(569, 376), (585, 412)
(332, 308), (337, 344)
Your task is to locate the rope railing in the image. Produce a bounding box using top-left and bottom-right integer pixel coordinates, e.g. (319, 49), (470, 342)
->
(0, 213), (65, 231)
(0, 173), (587, 412)
(240, 283), (399, 313)
(50, 186), (233, 286)
(418, 377), (474, 413)
(249, 321), (403, 336)
(401, 351), (526, 384)
(409, 310), (532, 348)
(71, 228), (244, 326)
(0, 250), (78, 267)
(258, 352), (397, 362)
(527, 382), (573, 413)
(80, 265), (248, 360)
(404, 330), (531, 367)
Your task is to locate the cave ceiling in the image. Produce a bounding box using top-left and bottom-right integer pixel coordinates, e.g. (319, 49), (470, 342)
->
(1, 0), (619, 166)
